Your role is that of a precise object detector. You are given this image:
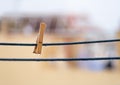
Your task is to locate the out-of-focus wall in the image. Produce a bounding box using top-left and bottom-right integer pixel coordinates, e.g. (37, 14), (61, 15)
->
(0, 14), (119, 70)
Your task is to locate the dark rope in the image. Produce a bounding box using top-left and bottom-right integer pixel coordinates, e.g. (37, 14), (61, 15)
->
(0, 39), (120, 46)
(0, 57), (120, 62)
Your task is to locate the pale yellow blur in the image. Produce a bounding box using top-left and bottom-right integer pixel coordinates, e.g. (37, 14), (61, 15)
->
(0, 34), (120, 85)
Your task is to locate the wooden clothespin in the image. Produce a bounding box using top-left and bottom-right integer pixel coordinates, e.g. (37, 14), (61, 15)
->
(33, 23), (46, 54)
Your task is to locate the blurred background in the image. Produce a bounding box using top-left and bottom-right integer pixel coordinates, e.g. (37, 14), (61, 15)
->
(0, 0), (120, 85)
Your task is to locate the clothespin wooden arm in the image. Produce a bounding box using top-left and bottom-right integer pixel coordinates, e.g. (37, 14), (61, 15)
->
(33, 23), (46, 54)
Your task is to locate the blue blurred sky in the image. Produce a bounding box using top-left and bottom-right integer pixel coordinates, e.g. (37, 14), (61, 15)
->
(0, 0), (120, 33)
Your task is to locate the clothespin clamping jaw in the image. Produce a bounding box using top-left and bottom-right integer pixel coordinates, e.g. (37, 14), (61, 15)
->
(33, 23), (46, 54)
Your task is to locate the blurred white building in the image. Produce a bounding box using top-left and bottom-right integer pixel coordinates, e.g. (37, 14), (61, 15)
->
(0, 0), (120, 33)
